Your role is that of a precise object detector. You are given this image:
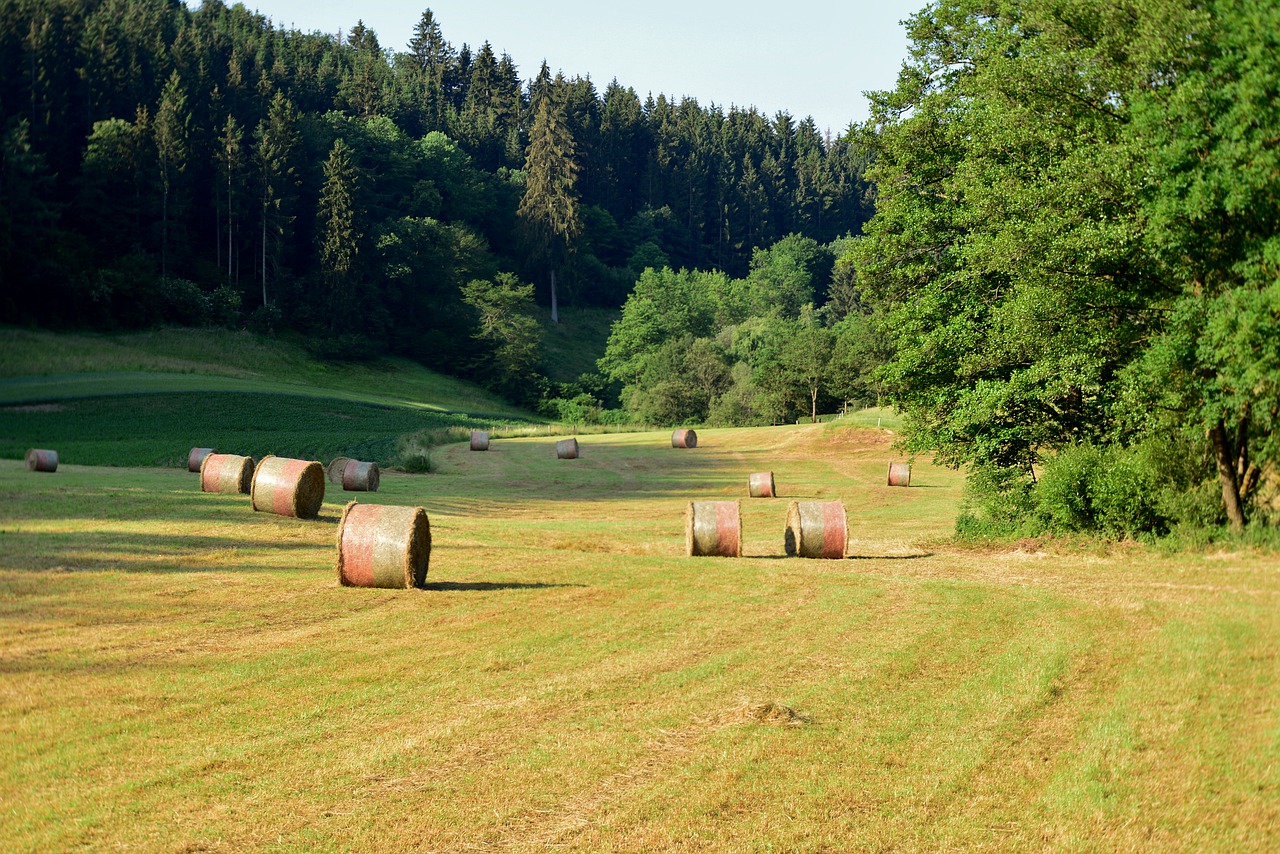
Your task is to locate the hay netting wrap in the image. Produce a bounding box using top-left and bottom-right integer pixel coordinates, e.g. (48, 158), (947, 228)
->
(686, 500), (742, 557)
(25, 448), (58, 472)
(341, 459), (380, 492)
(250, 455), (326, 519)
(672, 428), (698, 448)
(784, 500), (847, 559)
(200, 453), (253, 494)
(556, 437), (579, 459)
(887, 462), (912, 487)
(336, 502), (431, 589)
(326, 457), (352, 485)
(470, 430), (490, 451)
(188, 447), (214, 472)
(748, 471), (776, 498)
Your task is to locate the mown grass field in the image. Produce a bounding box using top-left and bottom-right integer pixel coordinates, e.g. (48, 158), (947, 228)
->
(2, 421), (1278, 851)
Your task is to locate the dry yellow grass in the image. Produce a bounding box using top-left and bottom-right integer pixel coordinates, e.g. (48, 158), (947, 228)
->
(0, 423), (1277, 851)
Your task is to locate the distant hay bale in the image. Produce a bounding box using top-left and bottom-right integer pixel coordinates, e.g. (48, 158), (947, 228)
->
(470, 430), (490, 451)
(686, 500), (742, 557)
(188, 447), (214, 472)
(888, 462), (912, 487)
(341, 459), (380, 492)
(672, 428), (698, 448)
(25, 448), (58, 473)
(748, 471), (776, 498)
(784, 500), (847, 559)
(250, 455), (326, 519)
(336, 502), (431, 589)
(200, 452), (253, 494)
(326, 457), (352, 485)
(556, 437), (579, 459)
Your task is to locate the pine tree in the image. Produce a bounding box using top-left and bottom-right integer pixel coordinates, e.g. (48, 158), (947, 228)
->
(317, 138), (363, 321)
(153, 71), (189, 279)
(255, 91), (299, 307)
(518, 66), (581, 324)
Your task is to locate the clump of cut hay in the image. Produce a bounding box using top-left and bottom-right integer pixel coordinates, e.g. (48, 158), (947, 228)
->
(188, 447), (214, 472)
(672, 428), (698, 448)
(326, 457), (352, 485)
(341, 459), (380, 492)
(250, 455), (326, 519)
(784, 500), (847, 559)
(470, 430), (490, 451)
(686, 500), (742, 557)
(25, 448), (58, 472)
(556, 437), (579, 459)
(887, 461), (912, 486)
(200, 453), (253, 494)
(713, 701), (810, 728)
(748, 471), (776, 498)
(336, 502), (431, 589)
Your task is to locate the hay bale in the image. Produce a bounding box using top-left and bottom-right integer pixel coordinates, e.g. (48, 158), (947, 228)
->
(25, 448), (58, 472)
(748, 471), (776, 498)
(888, 462), (912, 487)
(326, 457), (352, 485)
(336, 502), (431, 589)
(556, 437), (579, 459)
(470, 430), (490, 451)
(200, 452), (253, 494)
(686, 500), (742, 557)
(341, 459), (380, 492)
(188, 447), (214, 472)
(672, 428), (698, 448)
(250, 455), (326, 519)
(784, 500), (847, 559)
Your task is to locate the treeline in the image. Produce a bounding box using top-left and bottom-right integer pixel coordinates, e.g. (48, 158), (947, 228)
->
(854, 0), (1280, 537)
(0, 0), (873, 384)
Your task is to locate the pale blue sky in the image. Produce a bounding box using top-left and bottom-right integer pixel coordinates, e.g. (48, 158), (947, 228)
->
(197, 1), (922, 136)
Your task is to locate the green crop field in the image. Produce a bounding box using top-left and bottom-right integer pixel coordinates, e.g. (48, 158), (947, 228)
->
(2, 420), (1277, 851)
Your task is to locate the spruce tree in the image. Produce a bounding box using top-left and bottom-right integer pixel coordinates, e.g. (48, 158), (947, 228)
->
(317, 138), (363, 321)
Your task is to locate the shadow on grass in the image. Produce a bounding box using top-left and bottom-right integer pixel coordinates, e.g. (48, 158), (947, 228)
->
(746, 553), (936, 561)
(421, 580), (587, 592)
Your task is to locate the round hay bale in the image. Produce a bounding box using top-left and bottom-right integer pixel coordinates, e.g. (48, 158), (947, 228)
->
(341, 459), (380, 492)
(25, 448), (58, 472)
(556, 437), (579, 459)
(672, 428), (698, 448)
(784, 500), (847, 559)
(888, 462), (912, 487)
(470, 430), (490, 451)
(336, 502), (431, 589)
(326, 457), (352, 485)
(748, 471), (776, 498)
(686, 500), (742, 557)
(250, 455), (326, 519)
(200, 452), (253, 494)
(188, 447), (214, 472)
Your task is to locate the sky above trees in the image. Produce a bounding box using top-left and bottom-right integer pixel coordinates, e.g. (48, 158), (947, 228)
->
(187, 0), (919, 135)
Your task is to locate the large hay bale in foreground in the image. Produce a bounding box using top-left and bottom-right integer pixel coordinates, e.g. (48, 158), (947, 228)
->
(336, 502), (431, 589)
(188, 447), (214, 472)
(784, 500), (847, 559)
(25, 448), (58, 472)
(326, 457), (352, 485)
(556, 438), (579, 459)
(686, 500), (742, 557)
(250, 455), (326, 519)
(341, 459), (380, 492)
(748, 471), (776, 498)
(200, 453), (253, 494)
(887, 462), (912, 487)
(470, 430), (490, 451)
(672, 428), (698, 448)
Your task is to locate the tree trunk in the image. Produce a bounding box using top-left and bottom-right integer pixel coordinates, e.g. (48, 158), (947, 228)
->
(261, 197), (267, 306)
(550, 265), (558, 324)
(1210, 420), (1246, 531)
(811, 386), (818, 423)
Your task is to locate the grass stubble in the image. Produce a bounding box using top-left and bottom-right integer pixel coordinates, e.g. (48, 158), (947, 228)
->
(0, 423), (1277, 851)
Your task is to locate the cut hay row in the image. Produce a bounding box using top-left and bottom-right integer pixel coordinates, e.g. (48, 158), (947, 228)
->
(336, 502), (431, 589)
(686, 500), (742, 557)
(748, 471), (776, 498)
(250, 456), (325, 519)
(785, 500), (848, 559)
(188, 447), (214, 472)
(672, 428), (697, 448)
(25, 448), (58, 472)
(200, 453), (254, 494)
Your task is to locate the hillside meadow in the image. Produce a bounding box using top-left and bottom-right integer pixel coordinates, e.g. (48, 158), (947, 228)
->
(2, 422), (1277, 851)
